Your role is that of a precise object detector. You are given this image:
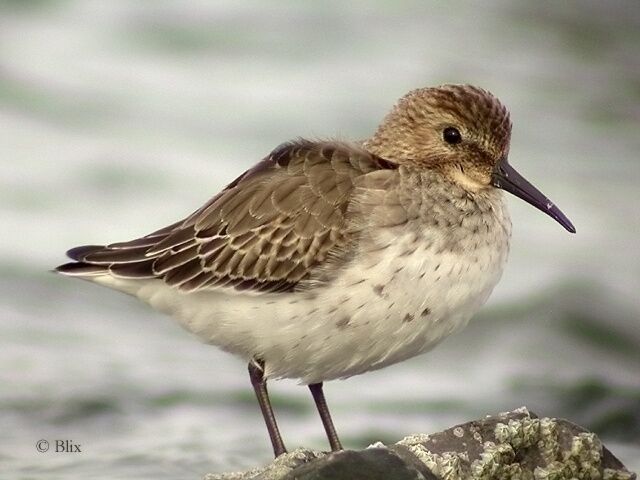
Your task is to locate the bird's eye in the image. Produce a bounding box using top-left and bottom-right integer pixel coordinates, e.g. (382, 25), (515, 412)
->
(443, 127), (462, 145)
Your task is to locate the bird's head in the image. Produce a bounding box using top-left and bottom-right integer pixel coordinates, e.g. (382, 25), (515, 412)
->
(365, 84), (575, 233)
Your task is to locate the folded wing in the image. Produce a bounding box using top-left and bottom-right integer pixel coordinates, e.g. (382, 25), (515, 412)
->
(56, 140), (398, 294)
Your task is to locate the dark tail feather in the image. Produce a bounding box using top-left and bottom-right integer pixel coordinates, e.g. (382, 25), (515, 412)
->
(55, 262), (108, 276)
(58, 243), (158, 279)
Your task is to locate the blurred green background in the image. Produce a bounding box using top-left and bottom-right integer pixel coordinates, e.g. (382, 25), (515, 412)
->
(1, 0), (638, 477)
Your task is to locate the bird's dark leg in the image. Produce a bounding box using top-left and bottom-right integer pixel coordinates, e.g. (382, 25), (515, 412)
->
(308, 382), (343, 451)
(248, 359), (287, 457)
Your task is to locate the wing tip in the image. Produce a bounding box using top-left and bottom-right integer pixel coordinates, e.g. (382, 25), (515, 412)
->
(66, 245), (105, 261)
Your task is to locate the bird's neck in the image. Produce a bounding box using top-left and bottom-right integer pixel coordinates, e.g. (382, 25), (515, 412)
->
(394, 167), (510, 240)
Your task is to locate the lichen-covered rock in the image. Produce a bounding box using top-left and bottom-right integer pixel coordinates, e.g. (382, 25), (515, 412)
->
(205, 408), (637, 480)
(393, 407), (634, 480)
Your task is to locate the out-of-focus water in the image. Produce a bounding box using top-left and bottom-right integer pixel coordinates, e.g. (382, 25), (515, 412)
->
(1, 1), (639, 478)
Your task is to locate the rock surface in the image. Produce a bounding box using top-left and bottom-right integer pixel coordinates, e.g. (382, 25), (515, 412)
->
(205, 408), (636, 480)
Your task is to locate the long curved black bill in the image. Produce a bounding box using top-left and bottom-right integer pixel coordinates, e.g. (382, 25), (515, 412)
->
(492, 158), (576, 233)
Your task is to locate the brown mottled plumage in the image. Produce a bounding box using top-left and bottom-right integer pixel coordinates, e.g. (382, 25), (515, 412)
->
(56, 84), (574, 458)
(59, 140), (399, 293)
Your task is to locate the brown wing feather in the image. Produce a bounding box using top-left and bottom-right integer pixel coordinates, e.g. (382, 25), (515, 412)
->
(56, 140), (398, 293)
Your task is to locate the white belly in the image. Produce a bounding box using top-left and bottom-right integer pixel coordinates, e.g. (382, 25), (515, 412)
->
(112, 219), (510, 384)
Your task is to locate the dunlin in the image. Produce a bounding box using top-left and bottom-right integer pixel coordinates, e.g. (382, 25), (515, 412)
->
(57, 84), (575, 457)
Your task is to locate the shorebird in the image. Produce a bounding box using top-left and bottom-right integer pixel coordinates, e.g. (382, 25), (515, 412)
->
(56, 84), (575, 457)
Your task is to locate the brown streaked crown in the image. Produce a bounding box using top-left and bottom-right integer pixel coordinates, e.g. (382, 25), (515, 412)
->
(364, 84), (512, 189)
